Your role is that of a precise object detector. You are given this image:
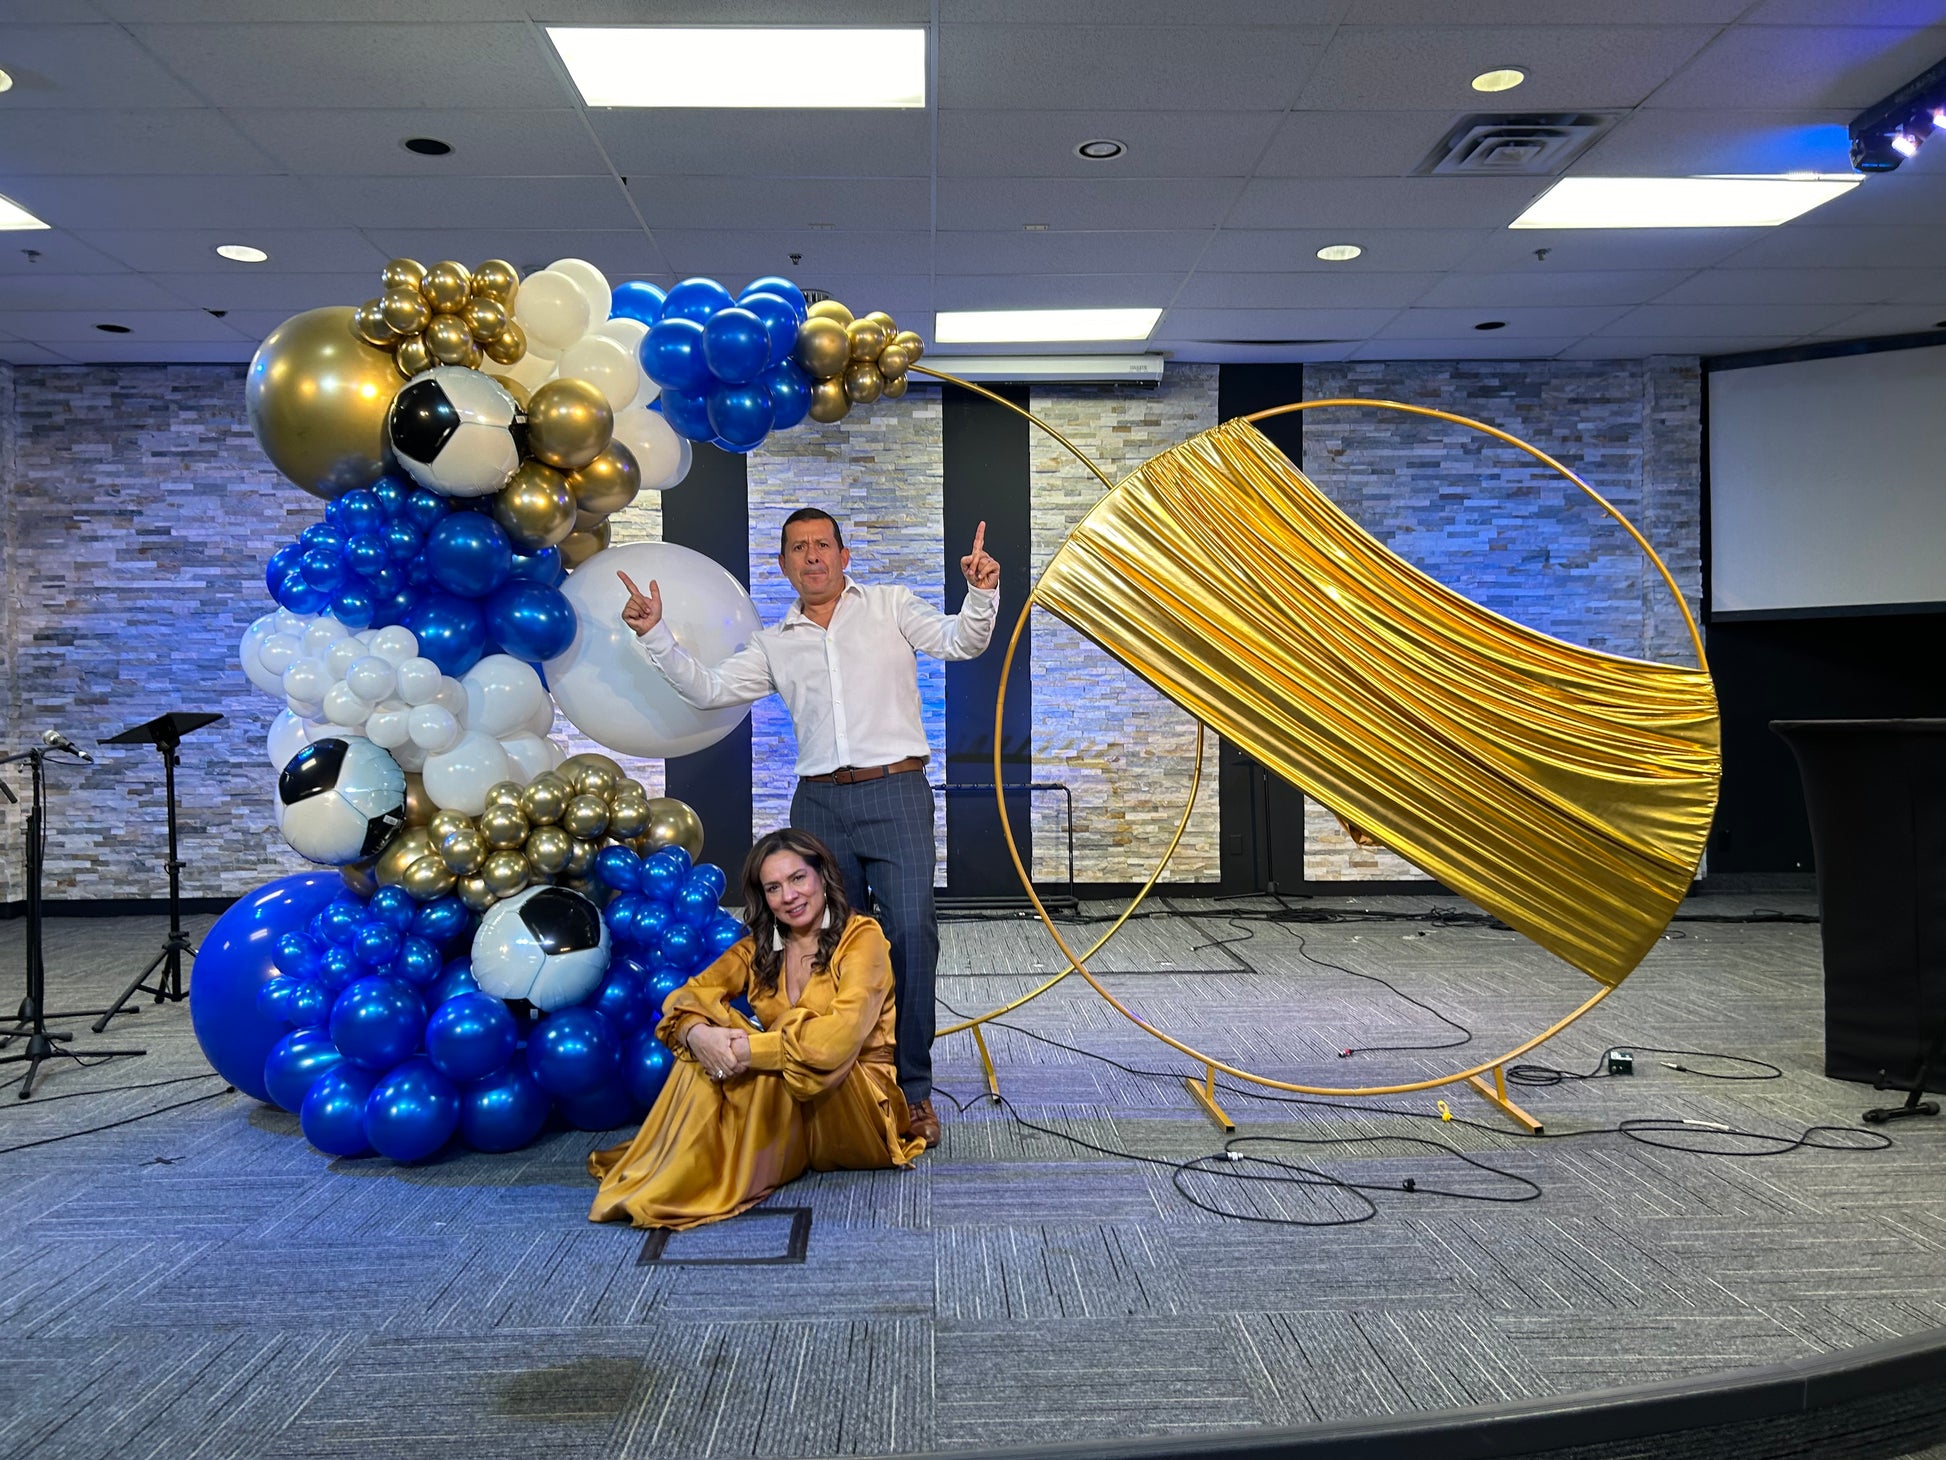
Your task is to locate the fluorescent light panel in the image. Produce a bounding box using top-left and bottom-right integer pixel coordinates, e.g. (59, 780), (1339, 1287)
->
(935, 308), (1161, 344)
(549, 27), (926, 108)
(0, 193), (49, 230)
(1511, 175), (1860, 229)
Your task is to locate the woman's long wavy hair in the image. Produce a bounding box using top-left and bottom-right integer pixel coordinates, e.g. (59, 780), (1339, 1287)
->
(742, 828), (852, 997)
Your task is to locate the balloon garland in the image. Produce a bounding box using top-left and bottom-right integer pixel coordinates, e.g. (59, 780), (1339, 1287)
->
(197, 257), (931, 1162)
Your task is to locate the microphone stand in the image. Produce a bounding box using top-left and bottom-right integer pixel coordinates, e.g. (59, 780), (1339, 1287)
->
(0, 746), (143, 1097)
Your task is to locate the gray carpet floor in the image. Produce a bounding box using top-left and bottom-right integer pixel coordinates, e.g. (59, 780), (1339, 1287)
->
(2, 894), (1943, 1460)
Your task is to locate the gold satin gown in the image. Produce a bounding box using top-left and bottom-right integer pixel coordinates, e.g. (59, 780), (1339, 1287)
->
(587, 914), (926, 1231)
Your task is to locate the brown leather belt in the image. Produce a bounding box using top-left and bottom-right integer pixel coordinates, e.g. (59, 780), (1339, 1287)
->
(801, 755), (927, 786)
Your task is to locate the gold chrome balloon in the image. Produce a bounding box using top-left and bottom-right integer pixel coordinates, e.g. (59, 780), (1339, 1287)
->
(607, 797), (650, 840)
(570, 764), (620, 800)
(560, 753), (626, 781)
(426, 313), (475, 366)
(482, 781), (522, 810)
(884, 374), (909, 399)
(566, 441), (641, 517)
(245, 306), (402, 500)
(402, 854), (457, 900)
(847, 318), (887, 360)
(525, 825), (573, 875)
(471, 259), (519, 306)
(876, 344), (910, 379)
(564, 839), (598, 877)
(526, 377), (614, 471)
(794, 316), (849, 378)
(381, 258), (428, 293)
(645, 797), (706, 861)
(340, 858), (379, 898)
(489, 374), (531, 410)
(437, 826), (487, 876)
(493, 459), (575, 552)
(479, 804), (531, 850)
(375, 826), (435, 887)
(807, 299), (853, 326)
(480, 849), (531, 897)
(457, 874), (496, 912)
(421, 260), (472, 313)
(865, 310), (897, 338)
(401, 772), (435, 828)
(380, 288), (431, 337)
(428, 809), (471, 845)
(352, 299), (400, 348)
(893, 330), (924, 362)
(462, 296), (507, 343)
(394, 333), (432, 379)
(520, 773), (571, 826)
(562, 793), (610, 840)
(808, 375), (851, 423)
(484, 321), (526, 366)
(560, 520), (610, 570)
(843, 360), (885, 404)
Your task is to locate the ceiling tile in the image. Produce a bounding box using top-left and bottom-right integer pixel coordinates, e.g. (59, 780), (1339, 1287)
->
(1162, 306), (1403, 341)
(305, 175), (638, 232)
(0, 233), (131, 274)
(76, 229), (389, 274)
(939, 177), (1244, 231)
(1294, 25), (1723, 111)
(936, 230), (1212, 274)
(0, 339), (74, 363)
(529, 0), (930, 19)
(1414, 269), (1697, 307)
(938, 110), (1280, 179)
(49, 339), (256, 363)
(1199, 228), (1488, 272)
(1373, 305), (1631, 338)
(357, 229), (664, 279)
(1645, 23), (1946, 110)
(934, 274), (1181, 309)
(1711, 223), (1945, 269)
(0, 308), (251, 342)
(949, 2), (1347, 21)
(1813, 307), (1946, 339)
(631, 176), (931, 232)
(593, 111), (930, 180)
(1460, 227), (1759, 271)
(0, 23), (206, 108)
(147, 272), (389, 315)
(128, 22), (570, 110)
(1229, 177), (1546, 231)
(0, 272), (204, 310)
(938, 23), (1331, 111)
(1593, 302), (1858, 335)
(1174, 271), (1440, 308)
(0, 174), (330, 230)
(650, 229), (933, 278)
(1165, 339), (1364, 363)
(1577, 110), (1855, 176)
(231, 109), (610, 178)
(1552, 335), (1791, 359)
(1802, 171), (1946, 227)
(0, 109), (275, 175)
(1650, 267), (1930, 306)
(94, 1), (533, 18)
(1348, 336), (1581, 360)
(1256, 112), (1463, 179)
(1345, 0), (1747, 18)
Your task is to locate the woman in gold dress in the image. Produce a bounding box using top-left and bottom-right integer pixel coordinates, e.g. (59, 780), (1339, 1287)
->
(588, 827), (928, 1230)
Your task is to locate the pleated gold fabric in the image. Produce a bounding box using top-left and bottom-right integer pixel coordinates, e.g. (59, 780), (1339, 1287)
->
(588, 914), (924, 1231)
(1035, 418), (1720, 987)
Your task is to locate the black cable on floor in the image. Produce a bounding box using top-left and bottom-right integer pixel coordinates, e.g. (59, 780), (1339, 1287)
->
(0, 1085), (236, 1156)
(1507, 1047), (1782, 1087)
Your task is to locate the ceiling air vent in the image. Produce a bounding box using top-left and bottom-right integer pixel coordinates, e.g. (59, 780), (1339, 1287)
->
(1418, 113), (1617, 177)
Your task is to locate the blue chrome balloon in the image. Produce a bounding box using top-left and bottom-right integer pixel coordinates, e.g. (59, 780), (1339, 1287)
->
(658, 921), (703, 972)
(338, 487), (386, 536)
(363, 1057), (460, 1162)
(372, 475), (409, 517)
(318, 944), (359, 992)
(657, 387), (713, 442)
(557, 1075), (640, 1132)
(353, 919), (403, 968)
(485, 579), (576, 663)
(425, 991), (519, 1084)
(301, 1064), (378, 1157)
(623, 1031), (675, 1107)
(761, 359), (813, 432)
(405, 590), (489, 676)
(425, 511), (514, 600)
(382, 519), (423, 563)
(738, 292), (802, 363)
(401, 486), (451, 533)
(456, 1063), (551, 1153)
(739, 276), (808, 321)
(274, 931), (324, 980)
(610, 280), (668, 325)
(287, 980), (330, 1028)
(345, 532), (390, 577)
(368, 885), (416, 931)
(329, 976), (427, 1071)
(661, 276), (736, 326)
(672, 878), (719, 928)
(506, 544), (566, 587)
(412, 896), (474, 950)
(702, 306), (771, 384)
(639, 847), (690, 902)
(527, 1008), (620, 1099)
(705, 910), (748, 956)
(427, 957), (479, 1006)
(395, 934), (441, 986)
(706, 379), (774, 451)
(300, 547), (346, 592)
(588, 959), (649, 1037)
(643, 317), (712, 393)
(331, 586), (376, 630)
(264, 1026), (347, 1113)
(592, 845), (642, 893)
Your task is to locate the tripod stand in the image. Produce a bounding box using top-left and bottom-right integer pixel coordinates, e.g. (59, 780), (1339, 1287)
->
(94, 712), (222, 1032)
(1863, 1015), (1946, 1125)
(0, 745), (143, 1097)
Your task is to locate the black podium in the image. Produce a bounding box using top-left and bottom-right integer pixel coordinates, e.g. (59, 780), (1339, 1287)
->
(1773, 719), (1946, 1096)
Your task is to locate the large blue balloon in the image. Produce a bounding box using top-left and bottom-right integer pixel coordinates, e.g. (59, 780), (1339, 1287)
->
(658, 387), (713, 442)
(265, 543), (303, 595)
(189, 873), (344, 1104)
(557, 1075), (641, 1132)
(368, 885), (416, 931)
(643, 317), (712, 393)
(528, 1008), (620, 1098)
(761, 359), (813, 432)
(706, 380), (774, 452)
(658, 921), (704, 972)
(673, 878), (719, 928)
(623, 1031), (675, 1107)
(364, 1057), (460, 1162)
(457, 1063), (551, 1153)
(593, 844), (642, 894)
(329, 976), (427, 1072)
(301, 1065), (378, 1157)
(738, 292), (802, 363)
(405, 590), (489, 676)
(610, 279), (668, 326)
(640, 847), (690, 902)
(485, 579), (576, 663)
(425, 511), (514, 600)
(507, 544), (566, 588)
(662, 276), (736, 326)
(264, 1026), (347, 1113)
(705, 911), (748, 957)
(739, 276), (809, 321)
(425, 991), (519, 1084)
(402, 486), (451, 532)
(275, 571), (329, 615)
(702, 307), (771, 384)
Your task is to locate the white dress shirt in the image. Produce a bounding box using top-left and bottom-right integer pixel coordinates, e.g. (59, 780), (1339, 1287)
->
(632, 576), (999, 777)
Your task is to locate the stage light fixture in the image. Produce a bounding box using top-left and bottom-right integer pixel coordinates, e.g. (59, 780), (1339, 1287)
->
(1850, 52), (1946, 172)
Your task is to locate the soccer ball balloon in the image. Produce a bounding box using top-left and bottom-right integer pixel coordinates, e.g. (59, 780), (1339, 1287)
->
(387, 366), (524, 498)
(276, 738), (407, 864)
(471, 886), (611, 1011)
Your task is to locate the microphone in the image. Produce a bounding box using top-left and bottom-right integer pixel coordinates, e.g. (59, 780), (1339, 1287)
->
(41, 728), (93, 762)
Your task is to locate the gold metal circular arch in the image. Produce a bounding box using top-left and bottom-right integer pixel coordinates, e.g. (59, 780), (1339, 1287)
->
(910, 371), (1687, 1097)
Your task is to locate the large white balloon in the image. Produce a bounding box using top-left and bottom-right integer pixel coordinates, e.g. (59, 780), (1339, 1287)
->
(266, 708), (317, 771)
(513, 270), (590, 353)
(420, 731), (512, 815)
(545, 542), (763, 758)
(462, 654), (547, 738)
(239, 617), (285, 695)
(547, 257), (613, 335)
(554, 333), (639, 413)
(498, 731), (555, 783)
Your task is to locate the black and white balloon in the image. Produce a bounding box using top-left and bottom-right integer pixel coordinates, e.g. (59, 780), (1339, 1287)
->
(471, 885), (611, 1010)
(387, 366), (525, 498)
(276, 737), (407, 864)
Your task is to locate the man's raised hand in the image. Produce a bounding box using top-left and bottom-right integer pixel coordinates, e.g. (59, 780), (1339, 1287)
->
(618, 570), (663, 635)
(960, 520), (1000, 590)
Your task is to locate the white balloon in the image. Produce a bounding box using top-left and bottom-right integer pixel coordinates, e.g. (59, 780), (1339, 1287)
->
(498, 731), (554, 783)
(258, 631), (303, 678)
(267, 709), (316, 771)
(366, 702), (413, 750)
(367, 625), (419, 666)
(395, 657), (443, 706)
(525, 697), (558, 736)
(325, 637), (363, 680)
(671, 437), (693, 488)
(391, 740), (429, 773)
(286, 696), (323, 720)
(462, 654), (547, 739)
(547, 257), (613, 334)
(344, 654), (398, 703)
(432, 676), (470, 722)
(545, 736), (568, 769)
(239, 620), (284, 695)
(498, 347), (558, 395)
(513, 270), (591, 353)
(546, 541), (763, 758)
(282, 658), (330, 704)
(301, 618), (349, 658)
(594, 316), (648, 358)
(612, 404), (685, 490)
(323, 682), (374, 727)
(273, 609), (311, 638)
(408, 703), (463, 754)
(420, 731), (511, 815)
(554, 334), (639, 413)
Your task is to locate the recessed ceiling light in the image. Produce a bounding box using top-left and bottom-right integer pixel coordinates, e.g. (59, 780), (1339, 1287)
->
(935, 308), (1162, 344)
(1472, 67), (1526, 93)
(215, 244), (268, 263)
(402, 136), (454, 156)
(549, 27), (926, 107)
(1474, 320), (1507, 331)
(0, 69), (14, 93)
(1316, 244), (1363, 261)
(95, 323), (130, 334)
(1076, 139), (1125, 160)
(0, 193), (50, 231)
(1023, 223), (1049, 231)
(1511, 175), (1861, 229)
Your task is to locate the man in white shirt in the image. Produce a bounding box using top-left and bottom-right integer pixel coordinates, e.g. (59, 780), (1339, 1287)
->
(617, 508), (1001, 1147)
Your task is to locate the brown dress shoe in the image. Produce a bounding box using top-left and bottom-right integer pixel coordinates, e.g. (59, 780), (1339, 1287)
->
(904, 1097), (941, 1147)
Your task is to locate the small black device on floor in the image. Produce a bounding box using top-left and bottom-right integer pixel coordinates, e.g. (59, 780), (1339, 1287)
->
(1608, 1049), (1635, 1075)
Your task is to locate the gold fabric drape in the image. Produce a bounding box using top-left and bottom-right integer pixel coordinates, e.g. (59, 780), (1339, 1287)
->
(1035, 418), (1720, 987)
